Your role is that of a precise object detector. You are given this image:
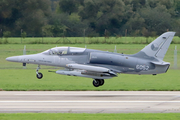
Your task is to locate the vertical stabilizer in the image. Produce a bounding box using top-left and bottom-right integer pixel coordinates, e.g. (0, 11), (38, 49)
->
(138, 32), (176, 60)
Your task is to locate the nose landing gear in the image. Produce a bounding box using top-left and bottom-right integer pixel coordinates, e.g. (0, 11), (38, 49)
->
(92, 79), (105, 87)
(36, 65), (43, 79)
(36, 72), (43, 79)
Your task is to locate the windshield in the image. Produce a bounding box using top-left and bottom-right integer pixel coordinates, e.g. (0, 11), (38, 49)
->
(42, 47), (86, 55)
(42, 47), (68, 55)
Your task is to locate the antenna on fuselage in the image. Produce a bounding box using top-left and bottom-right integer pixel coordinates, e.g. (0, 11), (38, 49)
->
(23, 45), (26, 68)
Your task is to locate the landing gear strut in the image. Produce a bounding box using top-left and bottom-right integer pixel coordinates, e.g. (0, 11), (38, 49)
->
(92, 79), (105, 87)
(36, 65), (43, 79)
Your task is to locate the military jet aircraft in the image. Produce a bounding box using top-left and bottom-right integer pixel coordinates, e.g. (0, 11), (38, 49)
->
(6, 32), (175, 87)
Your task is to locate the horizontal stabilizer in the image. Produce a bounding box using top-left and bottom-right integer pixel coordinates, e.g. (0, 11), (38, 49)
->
(150, 61), (170, 66)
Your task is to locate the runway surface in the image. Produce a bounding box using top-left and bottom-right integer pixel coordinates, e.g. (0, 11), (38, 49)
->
(0, 91), (180, 113)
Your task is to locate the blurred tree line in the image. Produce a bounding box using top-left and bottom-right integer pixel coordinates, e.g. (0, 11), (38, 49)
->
(0, 0), (180, 37)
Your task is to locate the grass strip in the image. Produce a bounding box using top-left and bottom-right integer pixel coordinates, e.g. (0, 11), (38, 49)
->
(0, 69), (180, 91)
(0, 113), (180, 120)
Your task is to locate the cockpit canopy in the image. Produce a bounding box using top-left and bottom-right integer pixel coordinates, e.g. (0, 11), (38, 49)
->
(42, 47), (86, 55)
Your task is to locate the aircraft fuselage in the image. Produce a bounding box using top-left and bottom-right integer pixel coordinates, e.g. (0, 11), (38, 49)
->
(6, 48), (169, 76)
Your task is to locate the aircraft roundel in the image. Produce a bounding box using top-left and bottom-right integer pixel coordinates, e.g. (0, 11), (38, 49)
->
(151, 43), (159, 51)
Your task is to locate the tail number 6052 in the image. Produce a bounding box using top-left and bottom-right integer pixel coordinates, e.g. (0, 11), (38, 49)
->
(136, 65), (149, 71)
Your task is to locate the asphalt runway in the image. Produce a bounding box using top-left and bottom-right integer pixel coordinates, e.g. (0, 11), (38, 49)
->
(0, 91), (180, 113)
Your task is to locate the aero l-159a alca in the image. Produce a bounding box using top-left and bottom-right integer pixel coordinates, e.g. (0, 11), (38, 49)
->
(6, 32), (175, 87)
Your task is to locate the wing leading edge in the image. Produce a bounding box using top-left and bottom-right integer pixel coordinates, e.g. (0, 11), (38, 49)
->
(55, 64), (118, 79)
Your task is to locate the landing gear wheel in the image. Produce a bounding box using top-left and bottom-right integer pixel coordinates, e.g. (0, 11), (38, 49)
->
(36, 65), (43, 79)
(36, 72), (43, 79)
(99, 79), (104, 86)
(93, 79), (100, 87)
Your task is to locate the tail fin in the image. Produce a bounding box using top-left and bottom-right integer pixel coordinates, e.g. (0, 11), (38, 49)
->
(134, 32), (176, 60)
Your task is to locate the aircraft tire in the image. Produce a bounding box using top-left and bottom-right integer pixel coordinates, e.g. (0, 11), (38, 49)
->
(99, 79), (104, 86)
(93, 79), (100, 87)
(36, 72), (43, 79)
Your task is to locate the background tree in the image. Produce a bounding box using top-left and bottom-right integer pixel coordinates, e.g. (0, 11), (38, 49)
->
(0, 0), (51, 37)
(3, 31), (11, 44)
(0, 0), (180, 37)
(57, 0), (80, 15)
(21, 32), (27, 39)
(124, 13), (145, 36)
(139, 5), (172, 35)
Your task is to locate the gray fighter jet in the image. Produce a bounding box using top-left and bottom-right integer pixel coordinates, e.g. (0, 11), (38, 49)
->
(6, 32), (175, 87)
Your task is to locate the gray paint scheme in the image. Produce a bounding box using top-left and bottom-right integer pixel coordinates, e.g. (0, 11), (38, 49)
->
(6, 32), (175, 87)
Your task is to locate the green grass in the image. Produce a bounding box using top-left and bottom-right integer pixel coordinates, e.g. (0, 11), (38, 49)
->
(0, 113), (180, 120)
(0, 69), (179, 91)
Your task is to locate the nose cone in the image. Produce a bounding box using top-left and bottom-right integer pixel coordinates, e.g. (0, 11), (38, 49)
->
(6, 56), (19, 62)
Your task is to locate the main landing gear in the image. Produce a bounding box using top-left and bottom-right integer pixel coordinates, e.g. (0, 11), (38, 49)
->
(93, 79), (104, 87)
(36, 65), (43, 79)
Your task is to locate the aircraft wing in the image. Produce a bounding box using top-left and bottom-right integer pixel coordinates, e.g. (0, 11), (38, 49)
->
(66, 64), (118, 76)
